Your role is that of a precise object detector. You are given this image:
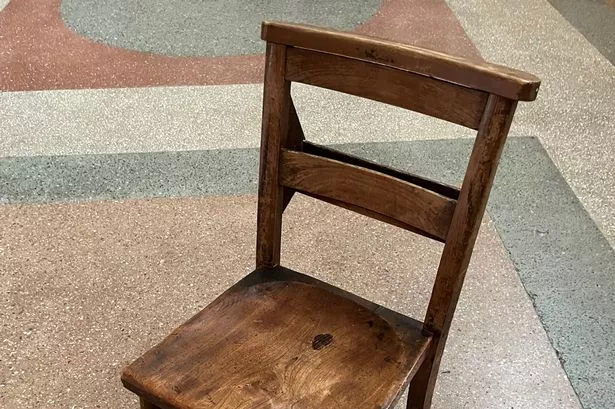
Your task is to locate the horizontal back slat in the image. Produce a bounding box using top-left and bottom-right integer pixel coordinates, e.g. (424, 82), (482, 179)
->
(286, 47), (488, 130)
(279, 149), (457, 241)
(263, 21), (541, 101)
(299, 191), (447, 242)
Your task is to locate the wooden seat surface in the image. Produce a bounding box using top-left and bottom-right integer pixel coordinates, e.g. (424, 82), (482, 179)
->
(122, 267), (432, 409)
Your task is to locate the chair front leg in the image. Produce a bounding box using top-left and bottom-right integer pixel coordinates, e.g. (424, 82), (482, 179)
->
(406, 342), (440, 409)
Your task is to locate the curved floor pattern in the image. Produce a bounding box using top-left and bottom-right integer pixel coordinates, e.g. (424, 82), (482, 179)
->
(60, 0), (381, 57)
(0, 0), (479, 91)
(2, 0), (613, 408)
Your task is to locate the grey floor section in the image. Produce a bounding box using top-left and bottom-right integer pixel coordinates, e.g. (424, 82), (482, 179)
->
(60, 0), (380, 57)
(2, 137), (614, 408)
(488, 139), (615, 409)
(547, 0), (615, 64)
(0, 149), (260, 204)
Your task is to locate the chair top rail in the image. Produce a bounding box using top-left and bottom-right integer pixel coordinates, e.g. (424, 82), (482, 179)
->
(261, 21), (541, 101)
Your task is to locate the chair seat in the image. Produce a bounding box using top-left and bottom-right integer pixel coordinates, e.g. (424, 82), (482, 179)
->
(122, 267), (432, 409)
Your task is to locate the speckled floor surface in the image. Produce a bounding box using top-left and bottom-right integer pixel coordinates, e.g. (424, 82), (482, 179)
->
(0, 0), (477, 91)
(60, 0), (381, 57)
(548, 0), (615, 64)
(1, 0), (613, 408)
(0, 196), (580, 409)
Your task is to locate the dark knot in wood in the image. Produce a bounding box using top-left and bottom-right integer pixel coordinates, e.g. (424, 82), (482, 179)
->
(312, 333), (334, 350)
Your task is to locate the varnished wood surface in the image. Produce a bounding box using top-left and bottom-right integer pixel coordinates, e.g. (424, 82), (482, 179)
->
(124, 20), (541, 409)
(255, 43), (290, 269)
(286, 47), (488, 129)
(407, 95), (518, 408)
(122, 267), (432, 409)
(296, 191), (445, 242)
(262, 21), (541, 101)
(279, 149), (457, 241)
(427, 95), (517, 336)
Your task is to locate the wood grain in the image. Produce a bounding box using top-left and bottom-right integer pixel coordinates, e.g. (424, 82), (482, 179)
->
(255, 43), (290, 269)
(124, 20), (541, 409)
(279, 149), (457, 241)
(298, 191), (447, 242)
(122, 267), (432, 409)
(262, 21), (541, 101)
(286, 47), (488, 129)
(407, 95), (518, 408)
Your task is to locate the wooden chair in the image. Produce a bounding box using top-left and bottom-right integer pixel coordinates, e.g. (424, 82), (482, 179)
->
(122, 21), (540, 409)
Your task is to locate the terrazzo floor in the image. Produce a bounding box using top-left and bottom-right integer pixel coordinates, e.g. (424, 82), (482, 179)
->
(1, 1), (613, 408)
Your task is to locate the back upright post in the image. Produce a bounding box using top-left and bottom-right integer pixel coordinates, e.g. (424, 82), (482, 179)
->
(407, 95), (518, 408)
(256, 42), (291, 269)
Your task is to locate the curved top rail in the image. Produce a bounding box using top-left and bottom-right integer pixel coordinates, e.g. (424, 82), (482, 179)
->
(261, 21), (541, 101)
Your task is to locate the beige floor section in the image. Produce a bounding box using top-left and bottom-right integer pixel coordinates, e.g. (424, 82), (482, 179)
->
(0, 195), (580, 409)
(0, 84), (474, 159)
